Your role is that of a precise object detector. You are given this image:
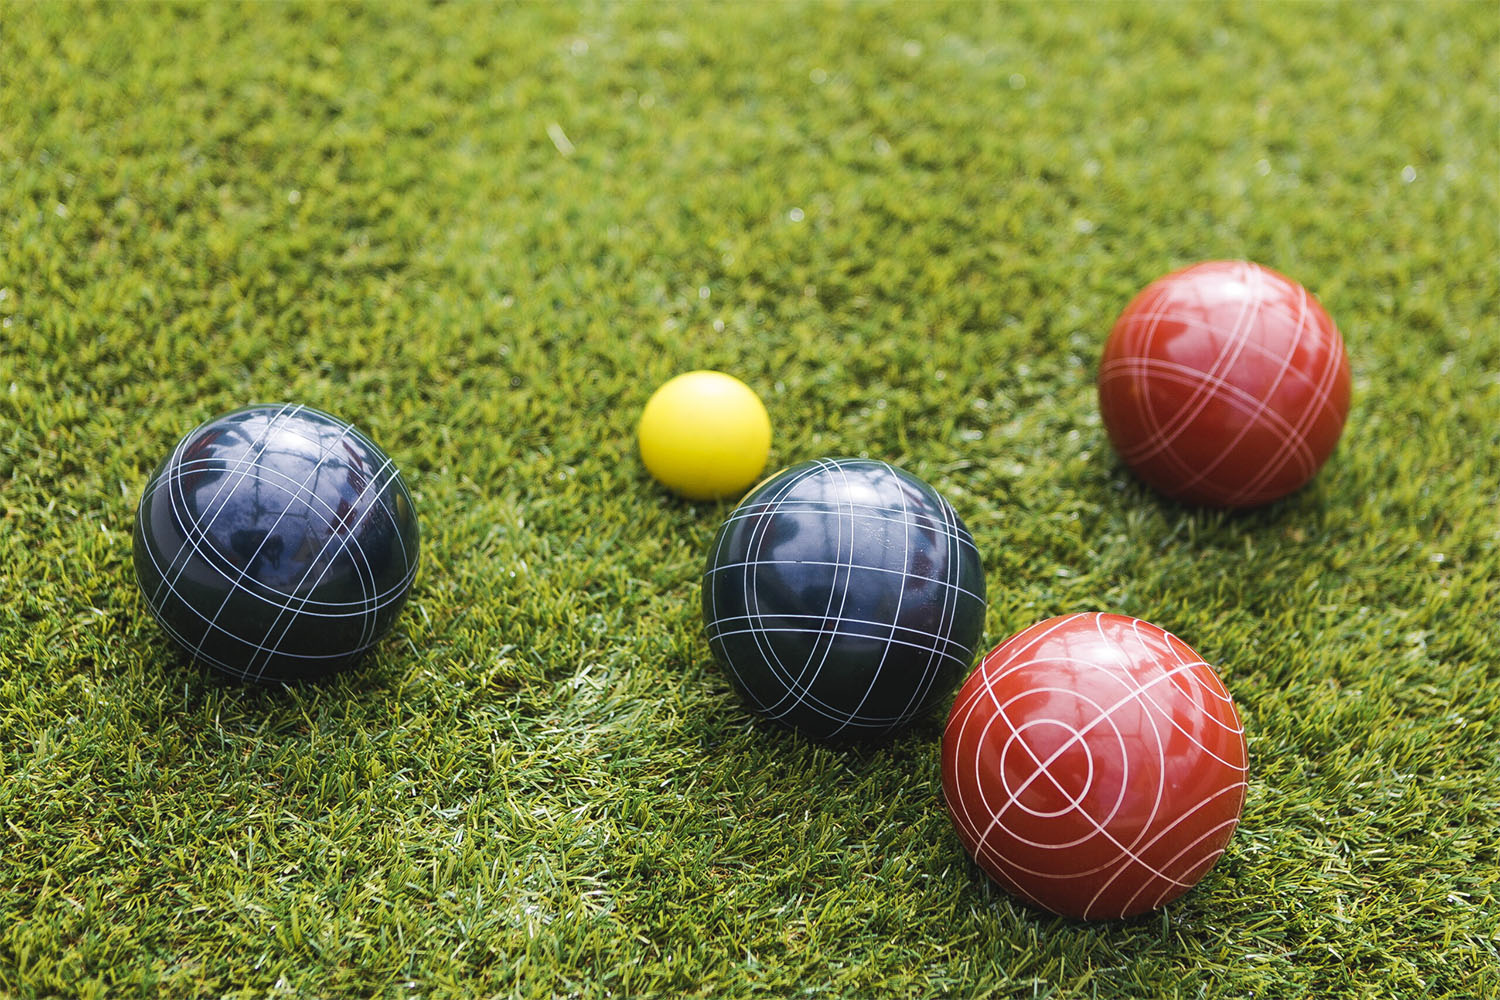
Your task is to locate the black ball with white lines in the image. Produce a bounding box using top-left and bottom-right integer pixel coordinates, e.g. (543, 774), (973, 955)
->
(702, 458), (986, 741)
(133, 404), (420, 683)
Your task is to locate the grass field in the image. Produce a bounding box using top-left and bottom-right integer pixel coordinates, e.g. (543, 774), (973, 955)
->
(2, 1), (1498, 997)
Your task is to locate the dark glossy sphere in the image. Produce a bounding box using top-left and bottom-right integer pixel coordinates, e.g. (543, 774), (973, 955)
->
(133, 404), (420, 683)
(702, 458), (987, 741)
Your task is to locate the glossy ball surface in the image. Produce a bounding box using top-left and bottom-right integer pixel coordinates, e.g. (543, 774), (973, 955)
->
(702, 458), (986, 741)
(1098, 260), (1351, 507)
(942, 613), (1248, 920)
(133, 404), (420, 683)
(638, 370), (772, 501)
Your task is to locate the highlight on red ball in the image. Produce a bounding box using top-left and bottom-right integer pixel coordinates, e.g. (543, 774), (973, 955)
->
(1098, 260), (1351, 508)
(941, 612), (1248, 921)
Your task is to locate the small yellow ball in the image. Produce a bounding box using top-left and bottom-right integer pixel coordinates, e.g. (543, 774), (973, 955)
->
(638, 371), (772, 501)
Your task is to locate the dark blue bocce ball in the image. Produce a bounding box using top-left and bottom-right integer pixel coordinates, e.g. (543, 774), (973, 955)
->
(132, 404), (420, 683)
(702, 458), (987, 741)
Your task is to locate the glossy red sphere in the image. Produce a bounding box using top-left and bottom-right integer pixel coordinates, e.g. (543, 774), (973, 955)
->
(1098, 260), (1351, 508)
(941, 613), (1248, 921)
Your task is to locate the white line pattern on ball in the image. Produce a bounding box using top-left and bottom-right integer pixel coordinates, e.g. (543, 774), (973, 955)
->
(137, 408), (417, 681)
(185, 415), (361, 671)
(1098, 261), (1347, 505)
(704, 458), (981, 734)
(945, 612), (1248, 919)
(147, 402), (300, 610)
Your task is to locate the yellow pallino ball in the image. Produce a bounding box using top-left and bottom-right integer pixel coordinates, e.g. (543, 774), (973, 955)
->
(638, 371), (772, 501)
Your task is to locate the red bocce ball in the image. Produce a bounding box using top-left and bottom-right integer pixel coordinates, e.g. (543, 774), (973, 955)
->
(1098, 260), (1351, 508)
(941, 613), (1248, 921)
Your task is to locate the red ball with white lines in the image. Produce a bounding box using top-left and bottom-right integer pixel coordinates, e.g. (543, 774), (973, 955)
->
(1098, 260), (1351, 508)
(941, 613), (1248, 921)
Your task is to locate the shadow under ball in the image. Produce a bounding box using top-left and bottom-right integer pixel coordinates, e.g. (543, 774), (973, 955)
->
(702, 457), (987, 742)
(1099, 260), (1351, 508)
(133, 403), (420, 683)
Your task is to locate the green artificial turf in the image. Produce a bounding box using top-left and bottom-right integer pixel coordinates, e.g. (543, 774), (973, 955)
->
(2, 1), (1498, 996)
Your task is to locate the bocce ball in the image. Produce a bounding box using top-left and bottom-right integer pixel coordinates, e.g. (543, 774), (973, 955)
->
(133, 403), (420, 683)
(1098, 260), (1351, 508)
(638, 370), (771, 501)
(702, 457), (987, 741)
(942, 612), (1248, 920)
